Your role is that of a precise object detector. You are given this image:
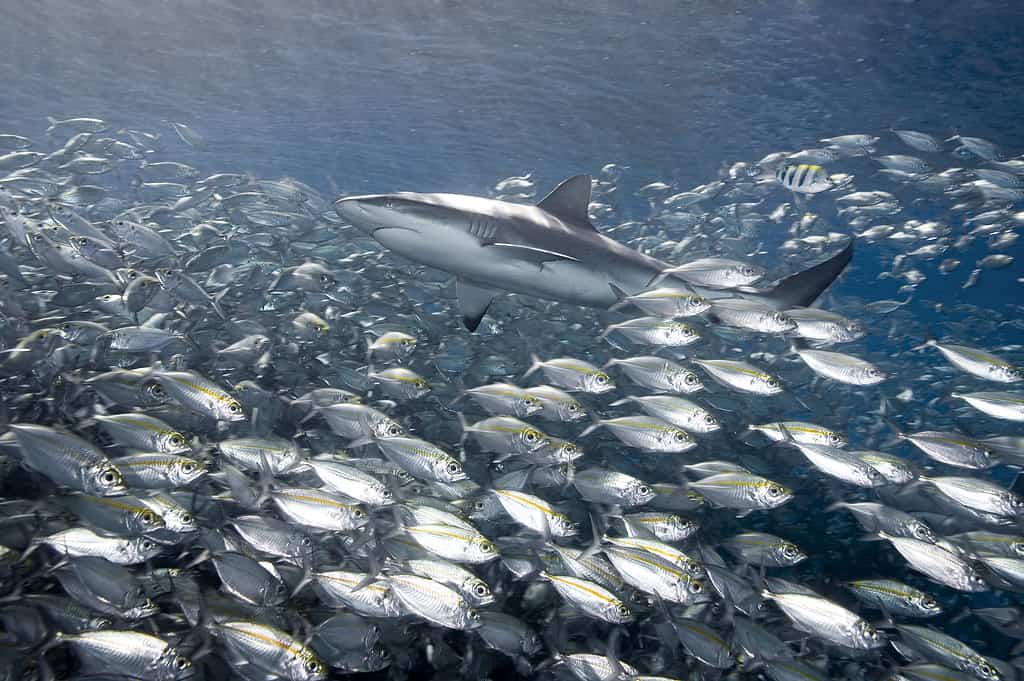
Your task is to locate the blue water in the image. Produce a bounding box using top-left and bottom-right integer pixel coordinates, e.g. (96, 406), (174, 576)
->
(5, 0), (1024, 194)
(5, 0), (1023, 309)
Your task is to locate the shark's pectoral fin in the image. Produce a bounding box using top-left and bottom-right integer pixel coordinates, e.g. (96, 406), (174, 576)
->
(484, 243), (581, 267)
(457, 279), (501, 332)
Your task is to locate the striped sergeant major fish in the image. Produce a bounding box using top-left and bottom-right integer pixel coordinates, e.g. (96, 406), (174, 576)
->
(775, 163), (833, 194)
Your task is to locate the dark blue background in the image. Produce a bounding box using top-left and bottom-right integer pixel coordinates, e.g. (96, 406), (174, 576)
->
(4, 0), (1024, 195)
(3, 1), (1023, 308)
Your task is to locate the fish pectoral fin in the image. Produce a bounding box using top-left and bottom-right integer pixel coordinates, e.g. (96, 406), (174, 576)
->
(483, 242), (581, 266)
(456, 279), (501, 332)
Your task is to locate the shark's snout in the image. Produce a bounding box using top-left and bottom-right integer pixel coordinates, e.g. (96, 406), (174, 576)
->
(334, 196), (373, 233)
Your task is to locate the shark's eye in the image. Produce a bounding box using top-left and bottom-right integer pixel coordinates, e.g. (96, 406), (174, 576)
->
(384, 200), (394, 209)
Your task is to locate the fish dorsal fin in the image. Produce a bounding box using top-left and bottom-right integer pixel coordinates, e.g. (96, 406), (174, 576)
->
(537, 175), (597, 231)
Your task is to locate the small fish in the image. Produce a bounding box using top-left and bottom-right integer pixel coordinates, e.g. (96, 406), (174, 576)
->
(573, 467), (655, 507)
(693, 359), (783, 395)
(762, 586), (884, 649)
(879, 532), (989, 592)
(524, 354), (615, 393)
(213, 620), (326, 681)
(492, 488), (577, 537)
(612, 287), (711, 317)
(540, 571), (633, 623)
(94, 413), (191, 454)
(707, 299), (795, 333)
(951, 391), (1024, 422)
(386, 573), (481, 630)
(721, 532), (806, 567)
(775, 164), (833, 194)
(611, 395), (720, 434)
(846, 579), (942, 618)
(461, 382), (543, 417)
(897, 430), (994, 469)
(151, 370), (246, 422)
(794, 347), (887, 385)
(605, 355), (703, 393)
(687, 473), (792, 512)
(600, 316), (701, 346)
(918, 339), (1023, 383)
(8, 424), (126, 496)
(660, 256), (766, 289)
(581, 415), (696, 453)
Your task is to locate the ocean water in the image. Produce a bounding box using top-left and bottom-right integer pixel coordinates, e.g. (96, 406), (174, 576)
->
(2, 2), (1024, 679)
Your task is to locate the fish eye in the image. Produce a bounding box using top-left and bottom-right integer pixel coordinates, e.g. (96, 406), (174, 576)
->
(524, 430), (538, 443)
(638, 485), (651, 496)
(685, 374), (698, 385)
(142, 511), (156, 523)
(674, 431), (688, 442)
(382, 489), (394, 500)
(60, 322), (71, 331)
(704, 415), (716, 425)
(828, 433), (842, 444)
(473, 584), (488, 597)
(912, 525), (931, 540)
(783, 545), (799, 558)
(768, 485), (783, 497)
(304, 660), (320, 673)
(384, 199), (394, 209)
(102, 470), (118, 484)
(402, 339), (414, 346)
(480, 541), (495, 553)
(141, 540), (154, 550)
(182, 461), (195, 473)
(767, 378), (780, 388)
(180, 513), (193, 524)
(446, 462), (461, 475)
(227, 401), (242, 413)
(170, 435), (185, 446)
(742, 266), (756, 276)
(922, 597), (938, 609)
(473, 499), (486, 510)
(690, 580), (703, 593)
(301, 536), (312, 546)
(175, 657), (190, 670)
(387, 424), (402, 436)
(595, 374), (608, 384)
(616, 603), (630, 617)
(567, 403), (578, 412)
(354, 509), (366, 518)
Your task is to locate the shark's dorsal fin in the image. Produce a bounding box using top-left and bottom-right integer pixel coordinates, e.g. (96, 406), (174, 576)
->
(537, 175), (598, 231)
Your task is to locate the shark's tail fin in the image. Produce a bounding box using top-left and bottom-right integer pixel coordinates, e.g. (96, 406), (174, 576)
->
(762, 240), (854, 309)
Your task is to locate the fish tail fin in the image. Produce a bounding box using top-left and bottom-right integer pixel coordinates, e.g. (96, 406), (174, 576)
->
(762, 241), (854, 309)
(523, 353), (543, 380)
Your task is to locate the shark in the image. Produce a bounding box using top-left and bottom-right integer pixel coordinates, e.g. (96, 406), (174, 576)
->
(334, 175), (853, 331)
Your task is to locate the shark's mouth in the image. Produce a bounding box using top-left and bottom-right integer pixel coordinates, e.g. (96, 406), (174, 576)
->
(369, 225), (420, 236)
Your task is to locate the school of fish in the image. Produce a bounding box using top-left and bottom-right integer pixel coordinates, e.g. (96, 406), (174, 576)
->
(0, 118), (1023, 681)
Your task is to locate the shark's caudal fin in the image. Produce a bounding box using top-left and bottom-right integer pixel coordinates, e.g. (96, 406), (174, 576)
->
(762, 240), (854, 308)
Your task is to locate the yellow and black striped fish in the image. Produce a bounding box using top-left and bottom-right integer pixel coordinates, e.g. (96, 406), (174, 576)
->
(775, 163), (832, 194)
